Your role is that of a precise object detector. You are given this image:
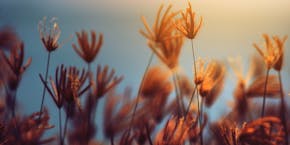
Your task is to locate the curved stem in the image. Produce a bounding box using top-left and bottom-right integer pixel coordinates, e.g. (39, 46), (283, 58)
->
(127, 52), (154, 135)
(278, 71), (288, 145)
(39, 52), (51, 118)
(261, 69), (270, 118)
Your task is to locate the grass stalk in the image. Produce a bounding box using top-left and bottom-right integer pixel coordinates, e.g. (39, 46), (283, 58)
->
(261, 69), (270, 117)
(39, 52), (51, 118)
(127, 52), (154, 136)
(58, 109), (63, 145)
(278, 71), (288, 145)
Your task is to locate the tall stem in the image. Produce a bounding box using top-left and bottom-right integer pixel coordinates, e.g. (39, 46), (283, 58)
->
(172, 72), (183, 116)
(185, 85), (197, 116)
(86, 63), (92, 145)
(58, 109), (63, 145)
(261, 69), (270, 117)
(199, 98), (204, 145)
(39, 52), (51, 118)
(62, 114), (69, 145)
(191, 39), (202, 145)
(128, 52), (154, 134)
(278, 71), (288, 145)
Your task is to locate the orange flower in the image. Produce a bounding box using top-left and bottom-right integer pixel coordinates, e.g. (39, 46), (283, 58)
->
(149, 34), (184, 70)
(140, 4), (179, 46)
(72, 30), (103, 63)
(272, 35), (287, 71)
(38, 17), (61, 52)
(175, 2), (203, 39)
(253, 34), (286, 70)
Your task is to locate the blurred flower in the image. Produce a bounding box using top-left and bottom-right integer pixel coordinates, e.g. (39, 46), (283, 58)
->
(196, 59), (226, 107)
(38, 17), (61, 52)
(140, 4), (179, 47)
(141, 66), (173, 98)
(72, 30), (103, 64)
(175, 2), (203, 39)
(0, 26), (20, 50)
(149, 33), (184, 71)
(238, 116), (284, 145)
(92, 65), (123, 99)
(0, 42), (31, 90)
(253, 34), (285, 70)
(272, 35), (287, 71)
(40, 65), (89, 110)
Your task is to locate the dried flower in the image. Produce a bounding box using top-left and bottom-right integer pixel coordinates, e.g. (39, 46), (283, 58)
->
(238, 116), (284, 145)
(40, 65), (89, 110)
(72, 30), (103, 63)
(253, 34), (284, 69)
(175, 2), (203, 39)
(0, 26), (19, 50)
(0, 42), (32, 90)
(92, 65), (123, 99)
(246, 75), (280, 98)
(141, 66), (173, 98)
(196, 59), (226, 107)
(154, 116), (189, 145)
(140, 4), (179, 46)
(149, 33), (184, 70)
(273, 35), (287, 71)
(38, 17), (61, 52)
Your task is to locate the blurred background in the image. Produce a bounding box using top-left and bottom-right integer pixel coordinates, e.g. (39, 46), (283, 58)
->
(1, 0), (290, 141)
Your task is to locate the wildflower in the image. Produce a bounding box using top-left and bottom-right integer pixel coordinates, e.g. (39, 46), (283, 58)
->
(196, 59), (226, 107)
(0, 42), (32, 90)
(273, 35), (287, 71)
(154, 116), (190, 145)
(140, 4), (179, 47)
(72, 30), (103, 64)
(149, 33), (184, 71)
(175, 2), (203, 39)
(238, 116), (284, 145)
(92, 65), (123, 99)
(0, 26), (19, 50)
(253, 34), (284, 69)
(38, 17), (61, 52)
(140, 66), (173, 98)
(40, 65), (89, 110)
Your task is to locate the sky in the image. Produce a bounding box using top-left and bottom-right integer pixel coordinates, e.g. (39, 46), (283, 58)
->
(1, 0), (290, 141)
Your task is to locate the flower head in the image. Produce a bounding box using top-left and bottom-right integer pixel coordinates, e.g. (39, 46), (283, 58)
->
(72, 30), (103, 63)
(92, 65), (123, 99)
(272, 35), (287, 71)
(0, 42), (32, 90)
(140, 4), (179, 47)
(175, 2), (203, 39)
(40, 65), (89, 109)
(195, 59), (226, 107)
(149, 34), (184, 71)
(38, 17), (61, 52)
(253, 34), (286, 70)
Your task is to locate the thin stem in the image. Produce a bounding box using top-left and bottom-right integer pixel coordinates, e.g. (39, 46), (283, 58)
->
(175, 73), (186, 115)
(261, 69), (270, 118)
(58, 109), (63, 145)
(199, 98), (204, 145)
(278, 71), (288, 145)
(185, 85), (197, 116)
(62, 114), (69, 145)
(39, 52), (51, 118)
(172, 72), (183, 117)
(191, 40), (197, 78)
(86, 63), (92, 145)
(127, 52), (154, 136)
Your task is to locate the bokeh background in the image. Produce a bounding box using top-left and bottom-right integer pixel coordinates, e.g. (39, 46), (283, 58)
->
(1, 0), (290, 141)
